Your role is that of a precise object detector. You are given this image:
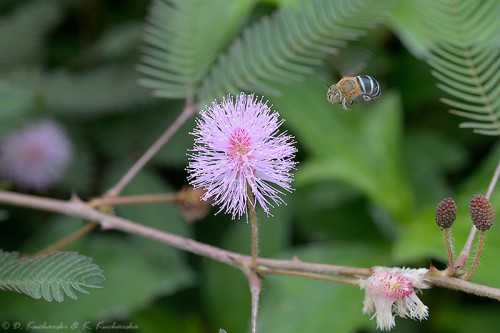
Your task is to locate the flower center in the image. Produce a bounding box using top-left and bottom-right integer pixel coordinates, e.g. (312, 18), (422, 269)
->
(22, 143), (44, 162)
(384, 273), (413, 299)
(228, 128), (252, 161)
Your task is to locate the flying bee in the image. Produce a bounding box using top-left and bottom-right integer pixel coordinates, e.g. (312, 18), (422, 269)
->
(326, 75), (381, 111)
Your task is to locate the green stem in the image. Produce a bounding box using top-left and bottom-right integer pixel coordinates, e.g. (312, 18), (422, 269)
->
(443, 228), (455, 276)
(247, 186), (259, 269)
(34, 223), (99, 257)
(462, 231), (486, 280)
(90, 193), (178, 207)
(261, 268), (360, 286)
(105, 99), (197, 197)
(248, 271), (261, 333)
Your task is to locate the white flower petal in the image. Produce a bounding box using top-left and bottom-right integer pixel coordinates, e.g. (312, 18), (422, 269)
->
(360, 267), (430, 331)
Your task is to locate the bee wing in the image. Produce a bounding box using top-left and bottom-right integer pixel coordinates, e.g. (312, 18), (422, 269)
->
(331, 46), (372, 77)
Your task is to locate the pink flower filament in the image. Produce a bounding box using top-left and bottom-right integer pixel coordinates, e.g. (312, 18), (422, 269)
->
(228, 128), (253, 172)
(187, 93), (296, 219)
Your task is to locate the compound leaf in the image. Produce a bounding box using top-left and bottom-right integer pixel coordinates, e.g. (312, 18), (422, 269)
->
(421, 0), (500, 136)
(0, 250), (104, 302)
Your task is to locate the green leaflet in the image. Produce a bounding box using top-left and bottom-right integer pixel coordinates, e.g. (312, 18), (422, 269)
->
(138, 0), (255, 99)
(82, 22), (144, 62)
(421, 0), (500, 136)
(387, 0), (434, 59)
(0, 250), (104, 302)
(0, 1), (64, 70)
(2, 66), (155, 118)
(38, 68), (155, 116)
(0, 81), (34, 121)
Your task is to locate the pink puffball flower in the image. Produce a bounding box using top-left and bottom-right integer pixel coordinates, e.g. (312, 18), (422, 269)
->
(0, 120), (72, 190)
(360, 267), (430, 331)
(187, 93), (297, 220)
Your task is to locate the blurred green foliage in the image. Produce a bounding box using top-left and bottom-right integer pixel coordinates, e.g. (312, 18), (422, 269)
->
(0, 0), (498, 332)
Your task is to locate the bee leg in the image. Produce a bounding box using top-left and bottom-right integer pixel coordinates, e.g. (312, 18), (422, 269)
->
(341, 99), (351, 111)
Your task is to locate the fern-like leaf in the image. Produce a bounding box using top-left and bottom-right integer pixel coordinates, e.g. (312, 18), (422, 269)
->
(83, 22), (143, 62)
(422, 0), (500, 136)
(0, 1), (64, 70)
(0, 250), (105, 302)
(198, 0), (391, 104)
(38, 68), (155, 116)
(0, 80), (34, 120)
(138, 0), (254, 99)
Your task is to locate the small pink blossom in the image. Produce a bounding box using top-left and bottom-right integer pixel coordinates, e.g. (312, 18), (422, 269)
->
(0, 120), (72, 190)
(360, 267), (430, 331)
(187, 93), (297, 219)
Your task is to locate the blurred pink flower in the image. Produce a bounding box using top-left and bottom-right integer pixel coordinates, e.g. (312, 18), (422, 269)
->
(360, 267), (430, 331)
(187, 93), (297, 219)
(0, 120), (72, 190)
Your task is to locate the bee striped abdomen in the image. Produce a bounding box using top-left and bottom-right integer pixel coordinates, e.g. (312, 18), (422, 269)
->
(356, 75), (380, 101)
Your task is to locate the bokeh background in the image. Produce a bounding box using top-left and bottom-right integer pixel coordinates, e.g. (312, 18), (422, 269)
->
(0, 0), (499, 332)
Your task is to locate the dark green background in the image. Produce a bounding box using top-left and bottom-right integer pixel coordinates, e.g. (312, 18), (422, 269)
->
(0, 0), (499, 332)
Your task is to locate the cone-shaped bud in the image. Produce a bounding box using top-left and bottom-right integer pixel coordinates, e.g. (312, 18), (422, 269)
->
(435, 198), (457, 230)
(469, 194), (495, 231)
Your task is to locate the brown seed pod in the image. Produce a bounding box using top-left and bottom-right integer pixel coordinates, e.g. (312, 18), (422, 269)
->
(435, 198), (457, 230)
(469, 194), (495, 231)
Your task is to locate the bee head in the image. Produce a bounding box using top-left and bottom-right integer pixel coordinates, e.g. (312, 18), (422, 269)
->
(327, 85), (342, 104)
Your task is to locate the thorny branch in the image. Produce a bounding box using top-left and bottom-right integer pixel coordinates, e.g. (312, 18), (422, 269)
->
(0, 189), (499, 301)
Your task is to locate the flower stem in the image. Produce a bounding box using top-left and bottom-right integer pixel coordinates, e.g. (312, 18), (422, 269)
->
(247, 187), (259, 269)
(443, 228), (455, 276)
(105, 99), (197, 198)
(262, 268), (361, 285)
(90, 193), (179, 207)
(462, 231), (486, 280)
(245, 185), (261, 333)
(248, 271), (261, 333)
(455, 226), (477, 270)
(485, 160), (500, 200)
(33, 222), (98, 257)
